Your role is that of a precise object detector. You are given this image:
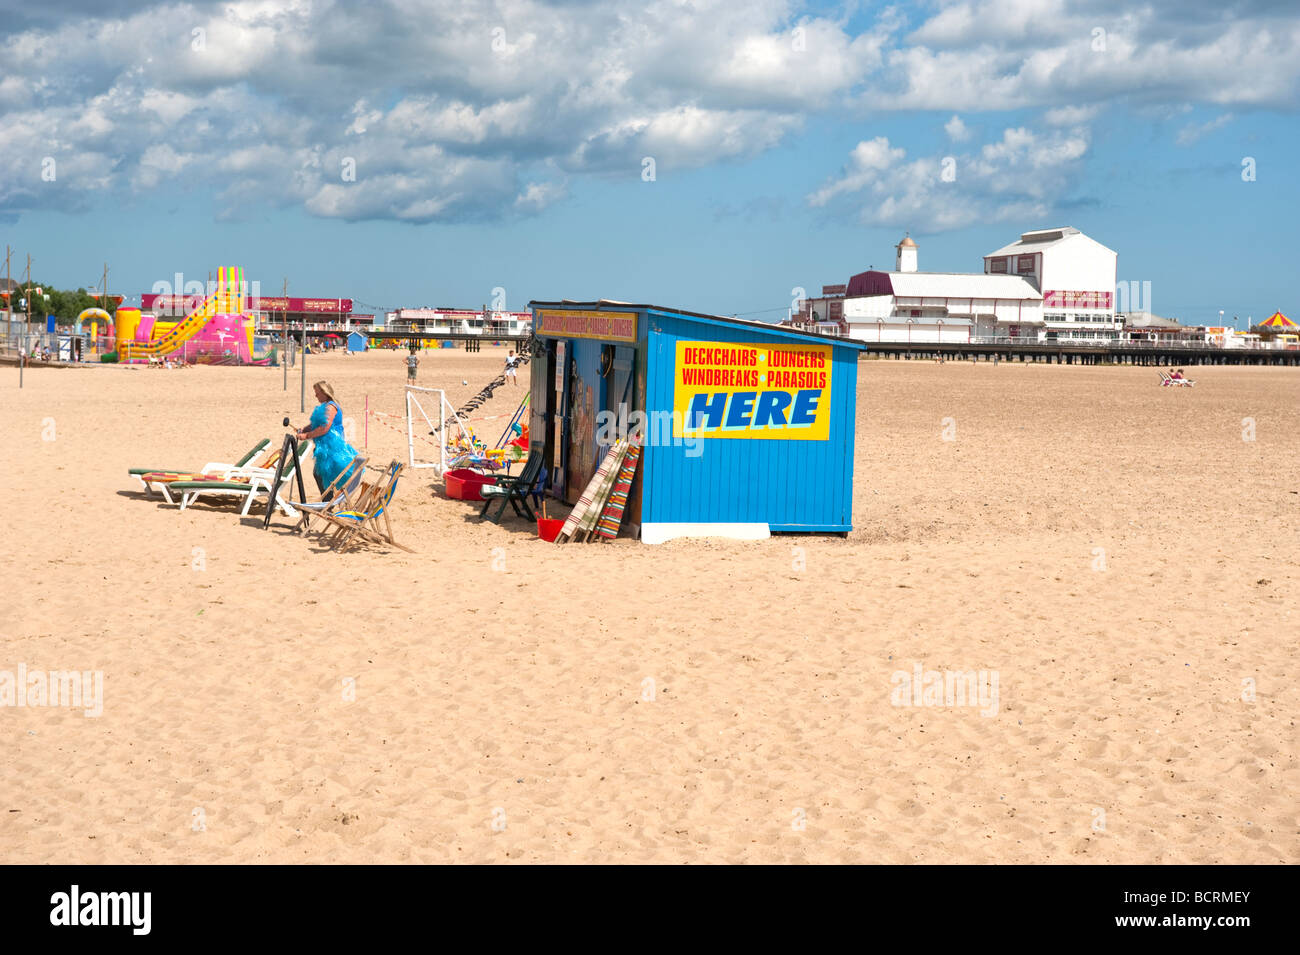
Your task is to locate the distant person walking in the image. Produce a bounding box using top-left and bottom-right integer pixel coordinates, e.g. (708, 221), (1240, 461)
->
(406, 348), (419, 383)
(504, 350), (519, 385)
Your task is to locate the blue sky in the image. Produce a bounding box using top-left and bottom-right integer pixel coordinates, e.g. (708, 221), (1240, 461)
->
(2, 0), (1297, 328)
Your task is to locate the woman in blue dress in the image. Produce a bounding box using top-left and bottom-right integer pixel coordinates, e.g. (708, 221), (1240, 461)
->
(296, 380), (360, 496)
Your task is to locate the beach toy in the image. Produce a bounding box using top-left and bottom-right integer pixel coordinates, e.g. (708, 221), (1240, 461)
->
(536, 517), (564, 542)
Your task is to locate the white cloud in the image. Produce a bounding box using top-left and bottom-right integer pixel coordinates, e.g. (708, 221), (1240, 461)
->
(514, 181), (568, 214)
(1044, 104), (1100, 126)
(807, 137), (907, 207)
(0, 0), (1296, 226)
(1176, 113), (1234, 145)
(808, 123), (1091, 231)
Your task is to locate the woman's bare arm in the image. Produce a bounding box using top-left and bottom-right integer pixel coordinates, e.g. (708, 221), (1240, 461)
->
(298, 403), (338, 439)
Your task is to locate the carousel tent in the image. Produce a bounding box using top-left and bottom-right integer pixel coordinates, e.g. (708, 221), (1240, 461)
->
(1260, 310), (1296, 328)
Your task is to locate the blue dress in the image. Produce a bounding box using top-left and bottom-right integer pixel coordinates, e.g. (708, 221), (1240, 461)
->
(309, 400), (360, 490)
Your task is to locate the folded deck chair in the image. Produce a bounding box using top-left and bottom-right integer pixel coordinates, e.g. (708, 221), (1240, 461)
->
(169, 440), (310, 518)
(130, 438), (271, 493)
(479, 451), (543, 524)
(312, 461), (413, 552)
(294, 454), (368, 534)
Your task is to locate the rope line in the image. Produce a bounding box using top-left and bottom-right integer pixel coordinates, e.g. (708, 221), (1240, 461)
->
(428, 351), (532, 437)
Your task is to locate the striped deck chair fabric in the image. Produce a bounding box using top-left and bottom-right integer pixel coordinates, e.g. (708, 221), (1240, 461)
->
(557, 439), (627, 542)
(595, 442), (641, 540)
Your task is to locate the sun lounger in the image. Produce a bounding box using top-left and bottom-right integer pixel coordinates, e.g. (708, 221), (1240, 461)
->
(130, 438), (271, 493)
(169, 440), (310, 517)
(141, 443), (294, 504)
(479, 451), (543, 523)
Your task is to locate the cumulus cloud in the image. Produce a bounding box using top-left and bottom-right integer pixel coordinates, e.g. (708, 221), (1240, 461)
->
(1043, 104), (1100, 126)
(0, 0), (1296, 226)
(808, 123), (1092, 231)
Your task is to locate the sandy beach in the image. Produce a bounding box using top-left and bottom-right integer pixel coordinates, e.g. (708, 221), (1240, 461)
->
(1, 350), (1295, 864)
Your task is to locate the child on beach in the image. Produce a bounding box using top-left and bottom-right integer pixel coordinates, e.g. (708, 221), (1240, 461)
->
(505, 350), (518, 385)
(406, 349), (419, 383)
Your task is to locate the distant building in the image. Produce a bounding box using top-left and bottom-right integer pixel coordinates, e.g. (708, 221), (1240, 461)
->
(386, 307), (532, 337)
(841, 233), (1044, 344)
(140, 292), (357, 331)
(983, 227), (1118, 341)
(799, 227), (1119, 345)
(1119, 311), (1197, 344)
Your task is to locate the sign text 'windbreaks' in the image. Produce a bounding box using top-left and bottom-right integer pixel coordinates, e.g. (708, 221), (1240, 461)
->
(672, 340), (832, 440)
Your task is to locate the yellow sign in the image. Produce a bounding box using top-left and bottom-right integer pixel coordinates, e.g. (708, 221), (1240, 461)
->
(535, 309), (637, 342)
(672, 341), (832, 440)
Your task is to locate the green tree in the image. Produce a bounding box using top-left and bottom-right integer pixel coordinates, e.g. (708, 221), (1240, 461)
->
(7, 282), (119, 325)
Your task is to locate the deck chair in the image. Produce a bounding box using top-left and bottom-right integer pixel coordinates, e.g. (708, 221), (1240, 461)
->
(313, 461), (413, 552)
(170, 440), (310, 517)
(130, 438), (271, 493)
(479, 450), (543, 523)
(294, 454), (368, 534)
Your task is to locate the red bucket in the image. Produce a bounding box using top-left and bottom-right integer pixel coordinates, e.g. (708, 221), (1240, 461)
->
(445, 468), (499, 501)
(536, 518), (564, 542)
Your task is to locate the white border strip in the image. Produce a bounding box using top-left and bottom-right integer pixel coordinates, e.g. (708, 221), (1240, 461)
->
(640, 523), (770, 545)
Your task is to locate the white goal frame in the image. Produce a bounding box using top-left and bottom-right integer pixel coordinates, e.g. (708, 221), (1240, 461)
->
(405, 386), (475, 473)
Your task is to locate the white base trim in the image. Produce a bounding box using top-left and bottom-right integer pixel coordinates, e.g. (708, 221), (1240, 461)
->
(641, 522), (770, 545)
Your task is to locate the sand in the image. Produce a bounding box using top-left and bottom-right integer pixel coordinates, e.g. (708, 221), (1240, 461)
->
(1, 350), (1296, 864)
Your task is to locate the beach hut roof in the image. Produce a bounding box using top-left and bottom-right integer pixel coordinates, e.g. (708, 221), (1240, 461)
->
(1260, 310), (1295, 328)
(528, 299), (867, 348)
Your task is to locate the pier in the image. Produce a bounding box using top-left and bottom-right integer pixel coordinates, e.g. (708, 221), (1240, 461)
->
(858, 339), (1300, 366)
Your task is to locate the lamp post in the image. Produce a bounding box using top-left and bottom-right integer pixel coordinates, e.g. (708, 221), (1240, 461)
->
(936, 317), (944, 344)
(876, 319), (884, 342)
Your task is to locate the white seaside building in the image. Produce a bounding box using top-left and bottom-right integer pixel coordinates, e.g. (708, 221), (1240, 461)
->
(983, 227), (1118, 341)
(839, 228), (1118, 344)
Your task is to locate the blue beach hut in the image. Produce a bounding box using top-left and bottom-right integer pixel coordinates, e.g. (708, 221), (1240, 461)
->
(346, 331), (368, 353)
(528, 301), (866, 543)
